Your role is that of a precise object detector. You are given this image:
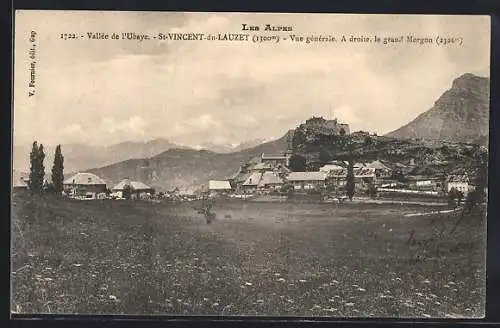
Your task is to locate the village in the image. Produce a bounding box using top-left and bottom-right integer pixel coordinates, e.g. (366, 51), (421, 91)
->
(12, 118), (478, 206)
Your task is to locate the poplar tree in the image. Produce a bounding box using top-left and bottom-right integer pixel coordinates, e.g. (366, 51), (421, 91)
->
(51, 145), (64, 194)
(38, 144), (46, 192)
(28, 141), (46, 193)
(346, 160), (355, 201)
(29, 141), (40, 192)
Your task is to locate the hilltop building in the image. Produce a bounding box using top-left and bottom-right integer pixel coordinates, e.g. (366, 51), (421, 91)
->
(303, 116), (350, 135)
(63, 172), (107, 199)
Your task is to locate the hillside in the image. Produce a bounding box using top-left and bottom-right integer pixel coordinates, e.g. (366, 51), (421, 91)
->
(87, 133), (289, 192)
(290, 115), (486, 179)
(386, 73), (490, 145)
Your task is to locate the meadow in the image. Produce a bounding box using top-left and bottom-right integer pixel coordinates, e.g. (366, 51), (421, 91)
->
(10, 193), (486, 318)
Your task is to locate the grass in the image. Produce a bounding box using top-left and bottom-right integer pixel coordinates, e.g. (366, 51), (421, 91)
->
(10, 193), (486, 317)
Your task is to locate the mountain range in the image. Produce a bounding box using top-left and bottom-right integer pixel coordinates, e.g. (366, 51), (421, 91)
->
(12, 73), (489, 192)
(385, 73), (490, 145)
(12, 137), (276, 173)
(87, 134), (289, 192)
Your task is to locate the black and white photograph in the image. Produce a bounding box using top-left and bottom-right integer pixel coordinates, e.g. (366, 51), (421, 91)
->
(11, 11), (489, 318)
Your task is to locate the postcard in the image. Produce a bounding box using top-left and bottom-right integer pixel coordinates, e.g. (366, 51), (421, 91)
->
(11, 10), (490, 318)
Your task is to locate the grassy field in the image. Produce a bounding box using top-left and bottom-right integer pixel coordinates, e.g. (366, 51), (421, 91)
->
(10, 193), (486, 318)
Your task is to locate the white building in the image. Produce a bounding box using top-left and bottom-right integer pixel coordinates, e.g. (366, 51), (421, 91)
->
(286, 171), (328, 190)
(63, 172), (107, 198)
(111, 178), (155, 199)
(208, 180), (232, 191)
(446, 175), (474, 195)
(319, 164), (344, 174)
(261, 153), (290, 168)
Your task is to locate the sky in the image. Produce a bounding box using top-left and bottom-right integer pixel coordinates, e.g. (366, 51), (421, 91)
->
(13, 11), (490, 148)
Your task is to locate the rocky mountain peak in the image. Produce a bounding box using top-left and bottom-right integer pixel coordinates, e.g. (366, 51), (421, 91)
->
(386, 73), (490, 145)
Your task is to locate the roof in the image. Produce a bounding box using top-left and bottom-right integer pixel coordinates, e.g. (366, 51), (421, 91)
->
(258, 172), (283, 187)
(250, 162), (273, 171)
(287, 172), (327, 181)
(353, 162), (366, 168)
(234, 172), (252, 184)
(243, 172), (262, 186)
(365, 160), (391, 170)
(355, 167), (376, 177)
(64, 172), (106, 185)
(447, 175), (470, 183)
(329, 167), (376, 178)
(408, 175), (439, 181)
(112, 179), (153, 191)
(261, 153), (288, 160)
(208, 180), (232, 190)
(319, 164), (344, 173)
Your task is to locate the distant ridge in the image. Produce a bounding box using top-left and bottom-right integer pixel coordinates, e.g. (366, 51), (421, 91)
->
(12, 138), (190, 173)
(12, 136), (286, 174)
(87, 133), (289, 192)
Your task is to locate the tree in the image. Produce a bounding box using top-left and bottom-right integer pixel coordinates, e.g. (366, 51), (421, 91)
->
(28, 141), (45, 193)
(292, 129), (306, 151)
(306, 162), (321, 172)
(282, 183), (295, 198)
(366, 181), (377, 199)
(325, 181), (336, 194)
(456, 190), (464, 206)
(29, 141), (39, 192)
(38, 144), (46, 192)
(465, 149), (488, 211)
(448, 187), (458, 206)
(289, 154), (307, 172)
(319, 148), (331, 164)
(51, 145), (64, 195)
(122, 184), (132, 200)
(346, 160), (355, 201)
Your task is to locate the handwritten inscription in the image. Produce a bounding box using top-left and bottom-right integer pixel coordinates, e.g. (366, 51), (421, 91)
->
(406, 212), (474, 263)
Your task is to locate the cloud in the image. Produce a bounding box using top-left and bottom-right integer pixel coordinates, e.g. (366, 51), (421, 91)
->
(58, 124), (86, 141)
(174, 114), (221, 135)
(93, 116), (148, 142)
(13, 12), (490, 147)
(333, 106), (361, 126)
